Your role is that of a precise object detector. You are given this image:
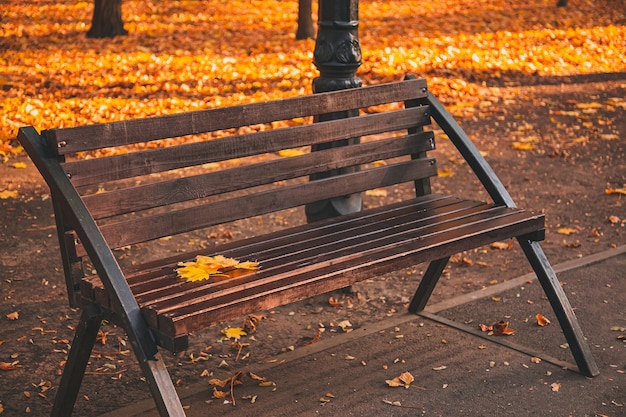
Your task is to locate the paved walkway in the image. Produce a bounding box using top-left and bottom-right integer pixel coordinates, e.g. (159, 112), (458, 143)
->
(104, 247), (625, 417)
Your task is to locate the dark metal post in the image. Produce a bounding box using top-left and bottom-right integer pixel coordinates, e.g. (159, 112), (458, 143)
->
(305, 0), (363, 222)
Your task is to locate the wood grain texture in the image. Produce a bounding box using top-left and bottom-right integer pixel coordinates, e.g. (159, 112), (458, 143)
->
(45, 78), (428, 155)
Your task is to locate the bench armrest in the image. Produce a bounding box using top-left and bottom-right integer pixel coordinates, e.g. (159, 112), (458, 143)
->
(426, 93), (517, 209)
(17, 126), (158, 359)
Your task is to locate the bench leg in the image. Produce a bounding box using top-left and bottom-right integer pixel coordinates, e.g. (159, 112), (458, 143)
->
(408, 257), (449, 313)
(518, 239), (600, 377)
(136, 350), (187, 417)
(51, 304), (102, 417)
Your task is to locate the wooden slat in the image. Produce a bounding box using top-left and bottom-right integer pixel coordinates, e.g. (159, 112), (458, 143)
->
(133, 199), (490, 310)
(79, 195), (457, 307)
(76, 158), (437, 254)
(84, 131), (435, 219)
(45, 78), (428, 155)
(158, 209), (544, 337)
(78, 195), (455, 310)
(63, 106), (430, 187)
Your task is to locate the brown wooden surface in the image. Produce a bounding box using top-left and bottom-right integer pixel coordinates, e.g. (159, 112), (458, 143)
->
(44, 78), (428, 155)
(62, 106), (430, 187)
(75, 158), (438, 255)
(80, 195), (545, 338)
(82, 131), (435, 220)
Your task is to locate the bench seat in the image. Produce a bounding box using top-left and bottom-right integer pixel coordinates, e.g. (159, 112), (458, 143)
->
(81, 194), (543, 349)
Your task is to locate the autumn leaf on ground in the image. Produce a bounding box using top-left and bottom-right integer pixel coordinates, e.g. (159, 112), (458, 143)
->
(337, 320), (353, 332)
(5, 311), (18, 320)
(605, 187), (626, 196)
(176, 255), (259, 282)
(536, 313), (551, 327)
(557, 227), (577, 236)
(0, 190), (18, 199)
(365, 188), (388, 197)
(242, 314), (265, 334)
(210, 372), (243, 405)
(479, 320), (515, 335)
(328, 296), (344, 307)
(0, 362), (18, 371)
(513, 142), (534, 151)
(386, 371), (414, 389)
(212, 387), (229, 399)
(490, 241), (513, 250)
(12, 162), (27, 169)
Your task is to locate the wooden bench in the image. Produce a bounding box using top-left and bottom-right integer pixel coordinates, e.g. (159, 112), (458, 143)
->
(17, 77), (598, 417)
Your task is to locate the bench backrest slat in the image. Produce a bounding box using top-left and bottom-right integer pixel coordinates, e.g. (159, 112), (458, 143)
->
(61, 106), (430, 187)
(84, 131), (435, 220)
(77, 158), (437, 255)
(45, 78), (428, 155)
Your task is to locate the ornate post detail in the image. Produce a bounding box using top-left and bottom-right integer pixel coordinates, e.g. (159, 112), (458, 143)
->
(305, 0), (363, 223)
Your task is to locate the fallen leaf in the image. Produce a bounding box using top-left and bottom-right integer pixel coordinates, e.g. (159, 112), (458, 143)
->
(6, 311), (18, 320)
(176, 255), (259, 282)
(550, 382), (561, 392)
(0, 190), (18, 199)
(432, 365), (447, 371)
(600, 134), (619, 141)
(247, 372), (266, 382)
(536, 314), (551, 327)
(221, 327), (246, 340)
(242, 314), (265, 334)
(337, 320), (353, 332)
(365, 188), (388, 197)
(605, 188), (626, 196)
(12, 162), (27, 169)
(608, 215), (621, 224)
(513, 142), (534, 151)
(212, 387), (229, 399)
(480, 320), (515, 335)
(328, 297), (344, 307)
(386, 371), (415, 388)
(490, 241), (513, 250)
(437, 167), (453, 177)
(0, 362), (18, 371)
(557, 227), (577, 235)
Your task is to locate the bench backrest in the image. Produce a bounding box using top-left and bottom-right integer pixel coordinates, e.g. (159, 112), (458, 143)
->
(43, 77), (436, 274)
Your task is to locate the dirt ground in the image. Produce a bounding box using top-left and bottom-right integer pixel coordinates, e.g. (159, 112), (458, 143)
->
(1, 74), (624, 416)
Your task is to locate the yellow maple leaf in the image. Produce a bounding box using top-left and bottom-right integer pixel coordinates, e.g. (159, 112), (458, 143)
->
(176, 255), (259, 282)
(221, 327), (247, 340)
(12, 162), (27, 169)
(237, 261), (260, 270)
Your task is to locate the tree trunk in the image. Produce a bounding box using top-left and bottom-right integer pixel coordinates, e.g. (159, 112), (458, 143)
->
(296, 0), (315, 40)
(87, 0), (128, 38)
